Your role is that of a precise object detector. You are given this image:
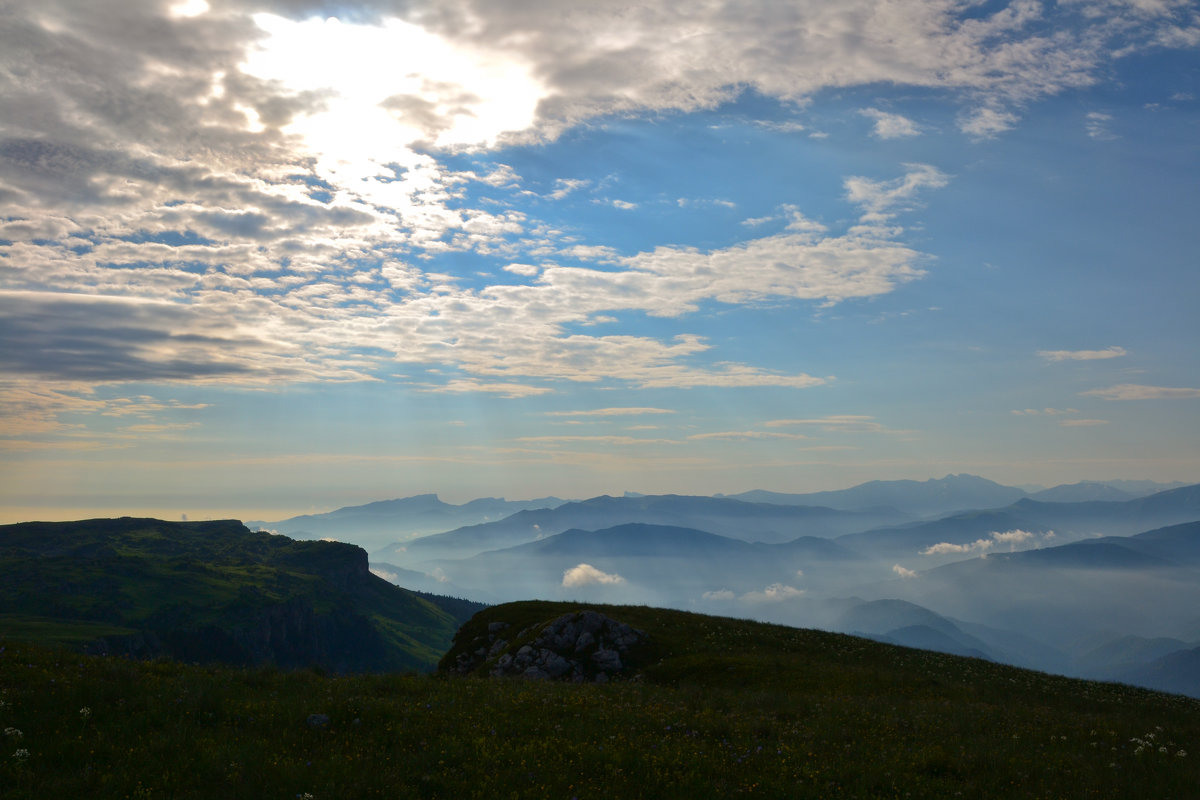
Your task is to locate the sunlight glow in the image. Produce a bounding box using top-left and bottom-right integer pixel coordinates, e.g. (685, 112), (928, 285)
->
(242, 14), (544, 152)
(168, 0), (210, 18)
(239, 13), (545, 215)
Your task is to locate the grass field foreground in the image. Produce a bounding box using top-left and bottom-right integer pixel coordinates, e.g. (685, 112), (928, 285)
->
(2, 601), (1199, 798)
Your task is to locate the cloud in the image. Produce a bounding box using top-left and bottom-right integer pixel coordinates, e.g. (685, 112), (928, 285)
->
(1011, 408), (1079, 416)
(892, 564), (918, 578)
(515, 435), (677, 446)
(922, 529), (1042, 556)
(991, 529), (1036, 546)
(562, 563), (626, 587)
(1085, 111), (1116, 139)
(369, 567), (399, 583)
(687, 431), (808, 441)
(922, 541), (982, 555)
(844, 164), (949, 223)
(0, 292), (271, 383)
(1038, 346), (1127, 361)
(410, 0), (1164, 142)
(703, 583), (809, 603)
(0, 382), (208, 439)
(0, 0), (1190, 415)
(1060, 418), (1110, 427)
(764, 415), (906, 434)
(860, 108), (921, 139)
(1082, 384), (1200, 400)
(959, 106), (1020, 138)
(739, 583), (805, 604)
(413, 379), (554, 398)
(549, 178), (591, 200)
(503, 263), (540, 276)
(545, 407), (676, 417)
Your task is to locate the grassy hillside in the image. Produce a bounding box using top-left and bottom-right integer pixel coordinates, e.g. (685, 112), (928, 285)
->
(0, 518), (461, 672)
(3, 601), (1199, 798)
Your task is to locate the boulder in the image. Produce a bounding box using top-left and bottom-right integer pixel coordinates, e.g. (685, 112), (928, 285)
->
(447, 610), (647, 683)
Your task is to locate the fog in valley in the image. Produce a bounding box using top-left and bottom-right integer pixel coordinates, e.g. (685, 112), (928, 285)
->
(254, 475), (1200, 697)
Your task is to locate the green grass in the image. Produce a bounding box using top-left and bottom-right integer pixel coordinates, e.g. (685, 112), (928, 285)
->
(3, 601), (1199, 798)
(0, 615), (136, 646)
(0, 518), (462, 672)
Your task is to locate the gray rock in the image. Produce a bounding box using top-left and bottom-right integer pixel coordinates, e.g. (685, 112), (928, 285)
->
(542, 652), (572, 678)
(592, 648), (622, 672)
(448, 611), (646, 682)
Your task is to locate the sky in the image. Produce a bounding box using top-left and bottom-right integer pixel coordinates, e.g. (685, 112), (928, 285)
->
(1, 0), (1199, 523)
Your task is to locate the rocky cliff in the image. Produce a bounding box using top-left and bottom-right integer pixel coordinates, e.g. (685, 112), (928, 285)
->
(0, 517), (460, 672)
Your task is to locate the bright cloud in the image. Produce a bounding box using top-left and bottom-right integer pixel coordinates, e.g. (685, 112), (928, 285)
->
(562, 563), (626, 587)
(860, 108), (921, 139)
(892, 564), (918, 578)
(922, 529), (1043, 556)
(243, 13), (545, 151)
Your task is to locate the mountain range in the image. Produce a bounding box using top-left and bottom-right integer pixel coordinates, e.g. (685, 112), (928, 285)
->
(6, 473), (1197, 698)
(251, 493), (565, 552)
(366, 479), (1200, 696)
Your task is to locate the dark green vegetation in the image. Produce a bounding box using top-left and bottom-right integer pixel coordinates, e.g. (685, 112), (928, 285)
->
(3, 601), (1200, 799)
(0, 518), (472, 672)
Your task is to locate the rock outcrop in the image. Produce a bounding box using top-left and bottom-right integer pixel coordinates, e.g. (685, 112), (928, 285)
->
(447, 610), (647, 683)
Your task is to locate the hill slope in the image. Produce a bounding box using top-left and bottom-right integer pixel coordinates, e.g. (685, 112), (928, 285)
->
(4, 602), (1200, 798)
(0, 517), (462, 672)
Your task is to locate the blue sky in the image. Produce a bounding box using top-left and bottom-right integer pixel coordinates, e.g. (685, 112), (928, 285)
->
(1, 0), (1198, 522)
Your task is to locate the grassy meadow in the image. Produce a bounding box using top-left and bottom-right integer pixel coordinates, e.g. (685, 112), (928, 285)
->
(2, 601), (1199, 798)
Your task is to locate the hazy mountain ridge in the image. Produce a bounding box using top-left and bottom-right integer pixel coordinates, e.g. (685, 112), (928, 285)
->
(719, 473), (1028, 516)
(374, 483), (1200, 696)
(415, 522), (866, 605)
(380, 493), (911, 564)
(251, 494), (566, 552)
(252, 475), (1183, 558)
(6, 475), (1197, 695)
